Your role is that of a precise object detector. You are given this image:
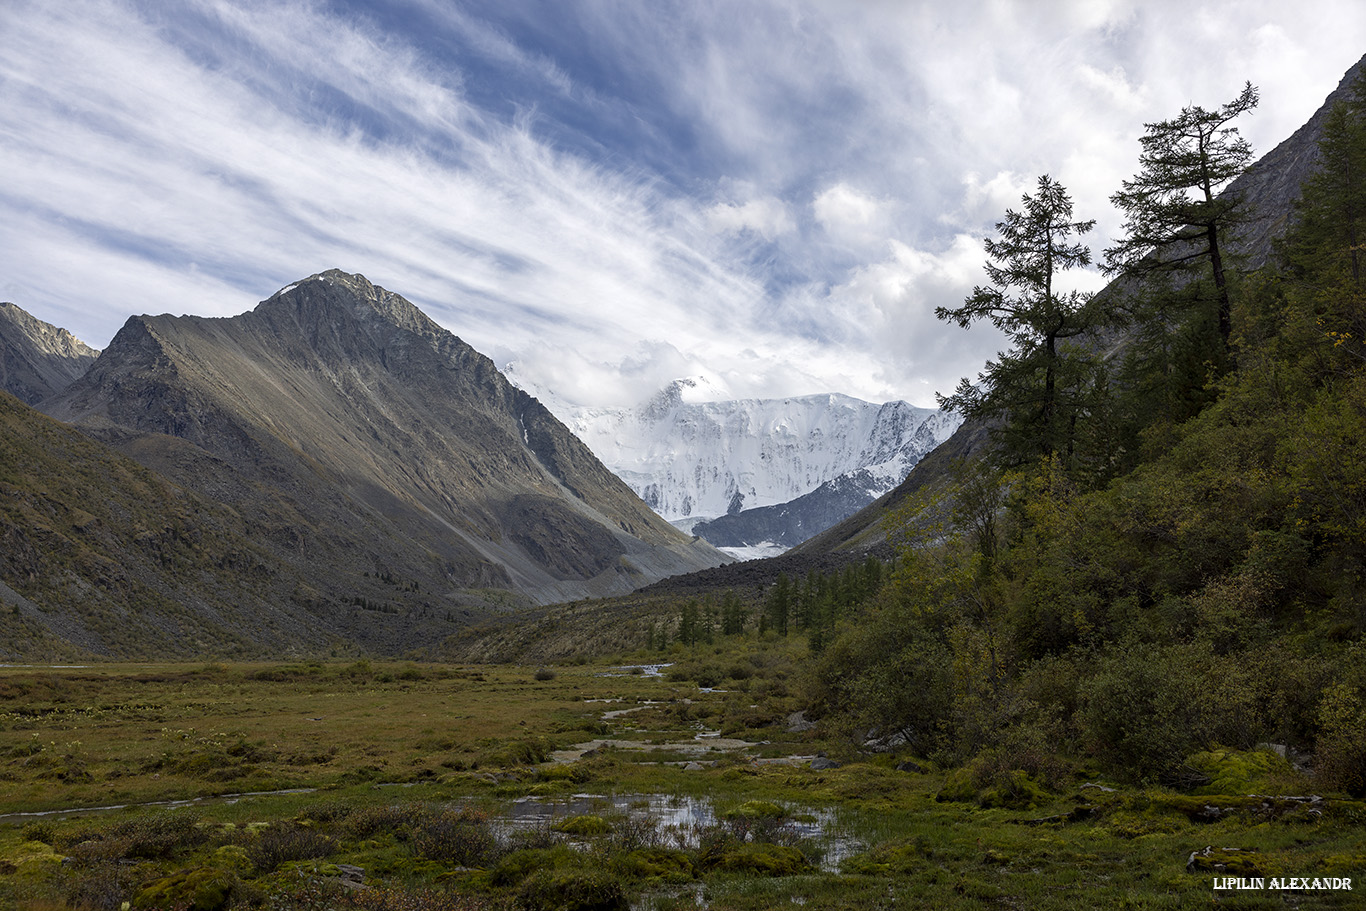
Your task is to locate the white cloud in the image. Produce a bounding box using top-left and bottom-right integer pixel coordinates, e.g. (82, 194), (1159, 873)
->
(2, 0), (1365, 414)
(705, 195), (795, 239)
(813, 182), (893, 255)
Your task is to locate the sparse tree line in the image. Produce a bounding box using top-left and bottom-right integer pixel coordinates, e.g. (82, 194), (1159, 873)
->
(650, 557), (886, 652)
(938, 82), (1263, 479)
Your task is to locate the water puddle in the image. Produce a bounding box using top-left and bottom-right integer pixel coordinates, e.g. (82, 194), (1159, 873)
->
(597, 664), (672, 678)
(0, 788), (317, 824)
(498, 793), (861, 872)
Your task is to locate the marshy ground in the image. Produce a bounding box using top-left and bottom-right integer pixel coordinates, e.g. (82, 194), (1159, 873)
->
(1, 653), (1362, 909)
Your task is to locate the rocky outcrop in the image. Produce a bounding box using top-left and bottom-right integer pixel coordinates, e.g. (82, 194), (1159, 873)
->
(0, 301), (99, 405)
(693, 469), (888, 548)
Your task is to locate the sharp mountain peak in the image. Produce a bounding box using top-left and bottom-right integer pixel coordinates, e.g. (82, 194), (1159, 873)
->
(40, 270), (726, 626)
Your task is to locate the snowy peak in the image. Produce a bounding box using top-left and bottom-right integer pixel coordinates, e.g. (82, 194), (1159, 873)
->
(554, 380), (961, 526)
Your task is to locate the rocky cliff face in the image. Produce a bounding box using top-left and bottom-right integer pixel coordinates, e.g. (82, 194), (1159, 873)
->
(44, 270), (725, 610)
(0, 301), (99, 405)
(1225, 53), (1366, 268)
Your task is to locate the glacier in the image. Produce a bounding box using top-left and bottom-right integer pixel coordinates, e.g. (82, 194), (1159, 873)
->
(511, 374), (961, 551)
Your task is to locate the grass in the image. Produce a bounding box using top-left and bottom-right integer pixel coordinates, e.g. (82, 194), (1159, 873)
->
(1, 653), (1363, 909)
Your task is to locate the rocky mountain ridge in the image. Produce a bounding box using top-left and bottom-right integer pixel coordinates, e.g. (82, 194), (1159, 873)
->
(548, 377), (960, 551)
(0, 271), (731, 657)
(0, 301), (100, 405)
(44, 271), (726, 604)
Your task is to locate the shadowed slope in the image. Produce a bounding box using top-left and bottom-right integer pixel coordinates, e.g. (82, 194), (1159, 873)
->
(44, 271), (725, 611)
(0, 301), (99, 405)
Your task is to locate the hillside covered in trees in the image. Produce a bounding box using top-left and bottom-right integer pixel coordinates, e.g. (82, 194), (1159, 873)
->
(798, 74), (1366, 793)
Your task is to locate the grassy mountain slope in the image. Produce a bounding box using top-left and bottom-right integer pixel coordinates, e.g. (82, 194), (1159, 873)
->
(0, 390), (340, 659)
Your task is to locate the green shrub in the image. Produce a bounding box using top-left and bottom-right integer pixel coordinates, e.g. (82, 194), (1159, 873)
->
(1080, 642), (1261, 781)
(1184, 747), (1293, 795)
(18, 821), (56, 844)
(936, 768), (978, 803)
(247, 823), (336, 873)
(515, 867), (628, 911)
(550, 815), (611, 837)
(698, 842), (810, 876)
(411, 808), (501, 866)
(611, 848), (694, 880)
(70, 811), (208, 862)
(296, 799), (356, 824)
(485, 738), (553, 767)
(343, 802), (430, 839)
(134, 866), (238, 911)
(485, 846), (581, 888)
(1316, 683), (1366, 796)
(977, 770), (1047, 809)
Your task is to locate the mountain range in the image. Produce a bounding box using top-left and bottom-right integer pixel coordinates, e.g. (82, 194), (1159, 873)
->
(533, 377), (960, 554)
(1, 271), (725, 658)
(3, 52), (1361, 660)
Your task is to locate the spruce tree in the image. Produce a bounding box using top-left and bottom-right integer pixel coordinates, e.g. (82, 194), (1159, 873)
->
(766, 573), (792, 636)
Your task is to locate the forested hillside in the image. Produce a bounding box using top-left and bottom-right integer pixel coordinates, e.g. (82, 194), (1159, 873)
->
(805, 75), (1366, 792)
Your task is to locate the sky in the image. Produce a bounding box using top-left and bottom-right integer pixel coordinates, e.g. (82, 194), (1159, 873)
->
(2, 1), (1364, 411)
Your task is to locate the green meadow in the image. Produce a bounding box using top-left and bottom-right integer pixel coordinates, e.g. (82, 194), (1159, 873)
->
(1, 652), (1361, 910)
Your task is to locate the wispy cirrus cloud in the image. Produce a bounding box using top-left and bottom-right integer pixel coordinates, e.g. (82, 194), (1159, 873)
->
(2, 0), (1364, 410)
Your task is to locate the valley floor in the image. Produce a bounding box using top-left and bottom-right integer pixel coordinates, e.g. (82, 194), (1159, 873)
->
(1, 658), (1361, 910)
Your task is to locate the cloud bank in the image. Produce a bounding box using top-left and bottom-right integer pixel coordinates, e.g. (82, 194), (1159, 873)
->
(2, 0), (1363, 409)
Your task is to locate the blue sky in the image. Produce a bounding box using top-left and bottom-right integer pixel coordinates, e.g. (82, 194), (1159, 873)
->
(2, 1), (1364, 409)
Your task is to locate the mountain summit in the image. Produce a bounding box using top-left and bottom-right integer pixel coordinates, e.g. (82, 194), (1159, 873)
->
(0, 301), (99, 405)
(44, 270), (725, 612)
(554, 382), (959, 553)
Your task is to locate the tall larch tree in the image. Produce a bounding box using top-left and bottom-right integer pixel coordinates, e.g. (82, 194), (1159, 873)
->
(1105, 82), (1259, 349)
(937, 174), (1099, 465)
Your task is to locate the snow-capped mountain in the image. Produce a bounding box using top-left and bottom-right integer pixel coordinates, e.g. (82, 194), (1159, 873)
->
(511, 374), (961, 552)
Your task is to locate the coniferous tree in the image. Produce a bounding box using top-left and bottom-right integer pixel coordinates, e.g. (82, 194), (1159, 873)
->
(720, 590), (746, 636)
(679, 599), (699, 647)
(766, 573), (792, 636)
(1283, 74), (1366, 290)
(938, 175), (1101, 465)
(1105, 83), (1259, 349)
